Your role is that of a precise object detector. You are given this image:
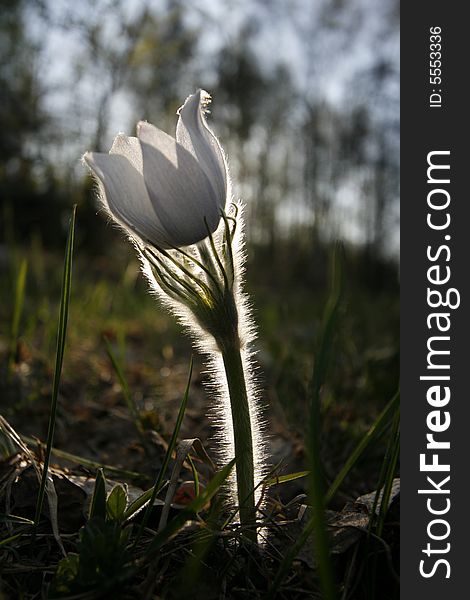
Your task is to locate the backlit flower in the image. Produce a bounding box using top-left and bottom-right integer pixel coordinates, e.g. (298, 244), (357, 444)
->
(83, 91), (265, 540)
(83, 90), (228, 248)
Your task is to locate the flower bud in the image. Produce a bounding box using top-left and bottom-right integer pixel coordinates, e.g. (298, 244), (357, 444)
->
(83, 90), (228, 249)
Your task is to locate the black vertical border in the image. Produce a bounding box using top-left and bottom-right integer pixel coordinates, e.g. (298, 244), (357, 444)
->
(401, 3), (468, 597)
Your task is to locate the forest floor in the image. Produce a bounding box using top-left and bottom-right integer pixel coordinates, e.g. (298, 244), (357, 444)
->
(0, 239), (400, 599)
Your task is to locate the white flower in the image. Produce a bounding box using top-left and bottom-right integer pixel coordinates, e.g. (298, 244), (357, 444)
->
(83, 90), (228, 248)
(83, 91), (265, 535)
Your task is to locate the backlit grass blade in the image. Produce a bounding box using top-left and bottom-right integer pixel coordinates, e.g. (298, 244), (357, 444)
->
(34, 205), (76, 528)
(325, 390), (400, 504)
(0, 514), (35, 525)
(7, 257), (28, 377)
(103, 334), (145, 443)
(124, 487), (156, 522)
(306, 242), (343, 600)
(134, 356), (193, 543)
(264, 470), (309, 487)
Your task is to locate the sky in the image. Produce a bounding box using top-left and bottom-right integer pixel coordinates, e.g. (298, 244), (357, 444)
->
(26, 0), (399, 254)
(31, 0), (398, 131)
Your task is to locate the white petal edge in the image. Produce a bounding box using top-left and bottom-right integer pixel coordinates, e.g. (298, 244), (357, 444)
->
(83, 150), (169, 247)
(176, 90), (228, 209)
(110, 133), (144, 173)
(136, 121), (222, 247)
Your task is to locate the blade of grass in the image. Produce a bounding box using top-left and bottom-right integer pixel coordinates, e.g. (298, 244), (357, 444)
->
(366, 408), (400, 598)
(133, 356), (193, 545)
(268, 388), (399, 598)
(140, 458), (236, 600)
(0, 514), (35, 525)
(325, 390), (400, 504)
(147, 458), (236, 554)
(20, 434), (146, 480)
(103, 334), (145, 444)
(0, 531), (27, 547)
(89, 468), (107, 520)
(306, 242), (343, 600)
(158, 439), (197, 532)
(177, 529), (218, 597)
(376, 421), (400, 538)
(264, 470), (310, 487)
(369, 406), (400, 537)
(188, 455), (200, 498)
(221, 460), (285, 530)
(124, 487), (158, 522)
(33, 205), (76, 528)
(7, 258), (28, 378)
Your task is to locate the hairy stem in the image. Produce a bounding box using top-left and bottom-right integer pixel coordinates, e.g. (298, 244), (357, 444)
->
(221, 341), (257, 542)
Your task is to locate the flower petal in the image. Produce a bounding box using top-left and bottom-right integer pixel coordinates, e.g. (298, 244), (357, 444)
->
(83, 146), (167, 246)
(137, 121), (221, 247)
(176, 90), (228, 208)
(109, 133), (144, 173)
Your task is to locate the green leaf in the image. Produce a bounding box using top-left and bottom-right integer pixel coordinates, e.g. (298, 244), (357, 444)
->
(107, 484), (128, 522)
(78, 518), (132, 584)
(51, 553), (80, 595)
(89, 469), (107, 520)
(50, 519), (135, 597)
